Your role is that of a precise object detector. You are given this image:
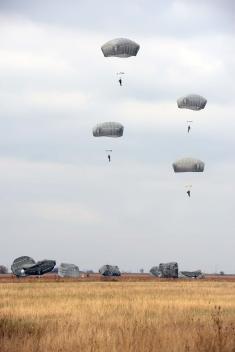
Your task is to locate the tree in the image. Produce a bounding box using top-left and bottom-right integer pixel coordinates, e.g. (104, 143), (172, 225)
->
(0, 265), (8, 274)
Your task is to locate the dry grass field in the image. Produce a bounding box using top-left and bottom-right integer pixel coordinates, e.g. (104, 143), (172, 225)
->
(0, 279), (235, 352)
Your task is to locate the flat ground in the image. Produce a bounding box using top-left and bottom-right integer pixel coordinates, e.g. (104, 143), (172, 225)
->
(1, 273), (235, 282)
(0, 277), (235, 352)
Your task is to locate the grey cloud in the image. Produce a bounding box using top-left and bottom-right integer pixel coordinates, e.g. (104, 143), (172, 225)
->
(0, 0), (234, 36)
(0, 1), (234, 272)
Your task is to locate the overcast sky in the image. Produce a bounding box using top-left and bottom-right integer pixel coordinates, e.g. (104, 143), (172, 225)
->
(0, 0), (234, 273)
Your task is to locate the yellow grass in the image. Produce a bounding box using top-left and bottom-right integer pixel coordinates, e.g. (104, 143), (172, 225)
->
(0, 281), (235, 352)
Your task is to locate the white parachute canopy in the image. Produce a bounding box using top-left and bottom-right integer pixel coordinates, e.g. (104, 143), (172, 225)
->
(58, 263), (79, 278)
(101, 38), (140, 58)
(172, 158), (205, 172)
(177, 94), (207, 111)
(92, 122), (124, 138)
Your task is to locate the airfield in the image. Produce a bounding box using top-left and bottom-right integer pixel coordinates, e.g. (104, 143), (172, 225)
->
(0, 275), (234, 352)
(1, 273), (235, 282)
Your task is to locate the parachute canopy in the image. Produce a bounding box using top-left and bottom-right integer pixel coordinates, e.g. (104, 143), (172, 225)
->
(11, 256), (36, 277)
(99, 264), (121, 276)
(173, 158), (205, 172)
(93, 122), (124, 137)
(159, 262), (178, 278)
(58, 263), (79, 278)
(177, 94), (207, 110)
(150, 263), (178, 278)
(11, 256), (56, 277)
(101, 38), (140, 58)
(179, 270), (202, 278)
(150, 266), (160, 277)
(25, 260), (56, 276)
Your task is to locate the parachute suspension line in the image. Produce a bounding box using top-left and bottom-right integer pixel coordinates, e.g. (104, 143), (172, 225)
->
(173, 158), (205, 198)
(187, 121), (193, 133)
(92, 122), (124, 163)
(177, 94), (207, 133)
(185, 185), (192, 198)
(105, 150), (112, 163)
(117, 72), (125, 87)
